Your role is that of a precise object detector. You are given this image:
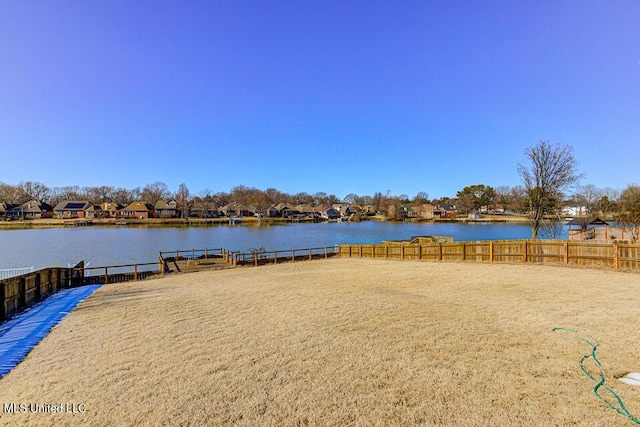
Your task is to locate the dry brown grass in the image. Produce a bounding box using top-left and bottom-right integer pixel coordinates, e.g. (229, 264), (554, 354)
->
(1, 258), (639, 426)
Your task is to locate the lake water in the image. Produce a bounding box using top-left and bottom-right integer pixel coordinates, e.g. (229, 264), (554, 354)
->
(0, 221), (536, 270)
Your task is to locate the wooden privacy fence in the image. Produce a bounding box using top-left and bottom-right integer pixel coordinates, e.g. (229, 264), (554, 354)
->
(339, 240), (640, 271)
(1, 260), (165, 323)
(0, 263), (81, 322)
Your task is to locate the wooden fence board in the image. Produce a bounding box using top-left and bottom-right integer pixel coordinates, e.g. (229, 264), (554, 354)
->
(339, 240), (640, 272)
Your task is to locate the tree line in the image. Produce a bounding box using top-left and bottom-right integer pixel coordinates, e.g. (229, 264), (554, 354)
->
(2, 140), (639, 239)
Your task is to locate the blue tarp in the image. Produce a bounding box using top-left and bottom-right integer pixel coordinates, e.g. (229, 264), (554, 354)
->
(0, 285), (100, 378)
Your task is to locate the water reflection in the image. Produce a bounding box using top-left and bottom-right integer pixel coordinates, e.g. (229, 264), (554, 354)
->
(0, 222), (533, 269)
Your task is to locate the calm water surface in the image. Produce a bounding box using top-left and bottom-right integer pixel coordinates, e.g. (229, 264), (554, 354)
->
(0, 221), (535, 269)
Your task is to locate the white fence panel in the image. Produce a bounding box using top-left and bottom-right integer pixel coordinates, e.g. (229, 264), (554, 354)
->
(0, 267), (35, 280)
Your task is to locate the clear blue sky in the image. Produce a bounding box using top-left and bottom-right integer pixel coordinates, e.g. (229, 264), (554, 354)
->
(1, 1), (638, 200)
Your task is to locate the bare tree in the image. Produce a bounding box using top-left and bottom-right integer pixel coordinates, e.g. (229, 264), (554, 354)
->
(0, 182), (21, 203)
(613, 184), (640, 242)
(140, 182), (171, 204)
(175, 183), (191, 218)
(494, 186), (511, 211)
(538, 214), (566, 240)
(518, 141), (583, 238)
(84, 186), (115, 204)
(573, 184), (601, 216)
(112, 187), (134, 205)
(508, 185), (527, 213)
(413, 191), (430, 204)
(595, 187), (620, 217)
(18, 181), (51, 203)
(50, 185), (82, 205)
(343, 193), (358, 204)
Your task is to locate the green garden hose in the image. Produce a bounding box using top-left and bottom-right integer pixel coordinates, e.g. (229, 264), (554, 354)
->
(553, 327), (640, 424)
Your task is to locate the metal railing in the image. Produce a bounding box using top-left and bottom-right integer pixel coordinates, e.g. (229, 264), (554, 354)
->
(0, 266), (35, 280)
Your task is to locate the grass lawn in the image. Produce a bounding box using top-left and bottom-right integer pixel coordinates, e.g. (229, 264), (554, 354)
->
(1, 258), (639, 426)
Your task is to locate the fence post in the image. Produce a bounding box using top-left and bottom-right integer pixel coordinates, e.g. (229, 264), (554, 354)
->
(34, 273), (41, 302)
(324, 247), (328, 259)
(254, 253), (258, 267)
(134, 264), (138, 281)
(462, 243), (466, 261)
(349, 246), (352, 257)
(489, 241), (494, 262)
(104, 267), (109, 284)
(274, 251), (277, 265)
(19, 277), (26, 310)
(291, 250), (295, 262)
(613, 242), (619, 270)
(159, 252), (163, 275)
(523, 241), (528, 263)
(564, 242), (569, 265)
(1, 282), (5, 321)
(204, 248), (208, 259)
(309, 248), (313, 261)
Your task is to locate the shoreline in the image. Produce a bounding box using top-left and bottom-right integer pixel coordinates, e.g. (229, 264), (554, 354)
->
(0, 215), (532, 230)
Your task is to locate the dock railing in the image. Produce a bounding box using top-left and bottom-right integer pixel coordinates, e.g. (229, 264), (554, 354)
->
(339, 240), (640, 271)
(158, 248), (226, 273)
(81, 262), (161, 284)
(226, 246), (340, 267)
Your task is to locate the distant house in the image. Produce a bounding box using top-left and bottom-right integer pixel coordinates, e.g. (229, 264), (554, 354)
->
(85, 204), (101, 219)
(53, 201), (94, 219)
(155, 200), (178, 218)
(439, 203), (457, 217)
(0, 202), (18, 218)
(265, 205), (281, 218)
(10, 200), (53, 219)
(400, 204), (417, 219)
(269, 203), (296, 218)
(120, 201), (155, 219)
(413, 204), (445, 219)
(562, 206), (589, 217)
(190, 201), (218, 218)
(220, 202), (254, 217)
(321, 206), (341, 219)
(100, 202), (123, 218)
(295, 204), (318, 218)
(332, 204), (355, 217)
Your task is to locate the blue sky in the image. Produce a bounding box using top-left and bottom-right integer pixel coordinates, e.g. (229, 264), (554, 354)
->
(1, 1), (638, 200)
